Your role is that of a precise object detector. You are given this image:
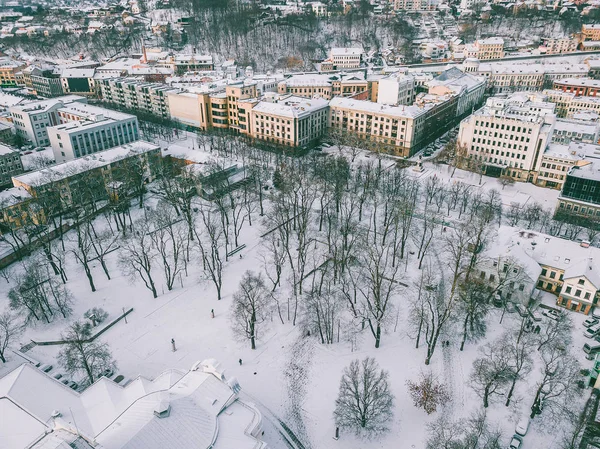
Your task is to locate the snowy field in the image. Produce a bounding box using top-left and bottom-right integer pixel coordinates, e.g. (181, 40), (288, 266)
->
(0, 134), (590, 449)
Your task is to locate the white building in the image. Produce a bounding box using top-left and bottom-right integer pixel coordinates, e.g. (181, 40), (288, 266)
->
(99, 77), (180, 119)
(9, 95), (88, 147)
(48, 103), (139, 162)
(0, 359), (267, 449)
(377, 73), (416, 106)
(426, 67), (486, 116)
(458, 93), (557, 181)
(328, 48), (363, 69)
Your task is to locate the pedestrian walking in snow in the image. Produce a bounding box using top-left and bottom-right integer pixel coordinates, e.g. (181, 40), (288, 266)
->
(171, 338), (176, 352)
(211, 309), (215, 318)
(239, 358), (243, 366)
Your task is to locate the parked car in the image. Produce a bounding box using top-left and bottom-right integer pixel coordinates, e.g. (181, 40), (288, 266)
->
(593, 308), (600, 319)
(515, 304), (528, 318)
(515, 417), (530, 436)
(584, 324), (600, 338)
(542, 309), (560, 320)
(584, 342), (600, 354)
(509, 434), (523, 449)
(101, 368), (115, 379)
(584, 318), (599, 328)
(66, 381), (78, 390)
(53, 373), (63, 380)
(39, 364), (53, 373)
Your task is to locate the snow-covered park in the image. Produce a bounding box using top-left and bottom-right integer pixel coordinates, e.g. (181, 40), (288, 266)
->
(0, 133), (594, 449)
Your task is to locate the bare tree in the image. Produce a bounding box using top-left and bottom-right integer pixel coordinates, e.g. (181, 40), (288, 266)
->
(356, 229), (401, 349)
(0, 312), (22, 363)
(536, 311), (572, 352)
(58, 321), (116, 386)
(148, 206), (186, 291)
(119, 220), (158, 298)
(426, 409), (502, 449)
(530, 345), (581, 420)
(196, 205), (225, 300)
(504, 329), (533, 407)
(9, 259), (73, 324)
(406, 371), (450, 414)
(230, 271), (270, 349)
(470, 339), (514, 408)
(334, 357), (395, 437)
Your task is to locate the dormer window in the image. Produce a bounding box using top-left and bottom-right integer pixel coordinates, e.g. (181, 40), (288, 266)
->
(579, 279), (585, 285)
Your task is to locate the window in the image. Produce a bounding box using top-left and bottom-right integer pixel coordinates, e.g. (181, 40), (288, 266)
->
(578, 279), (585, 285)
(575, 289), (582, 297)
(585, 292), (591, 300)
(541, 268), (547, 276)
(550, 271), (556, 279)
(565, 286), (572, 294)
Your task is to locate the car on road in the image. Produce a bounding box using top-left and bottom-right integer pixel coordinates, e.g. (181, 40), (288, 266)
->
(584, 318), (599, 328)
(515, 417), (530, 436)
(509, 434), (523, 449)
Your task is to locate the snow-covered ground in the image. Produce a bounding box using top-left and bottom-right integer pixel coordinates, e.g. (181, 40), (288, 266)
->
(0, 134), (590, 449)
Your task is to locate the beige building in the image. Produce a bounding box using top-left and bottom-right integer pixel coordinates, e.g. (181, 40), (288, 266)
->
(250, 95), (329, 148)
(541, 37), (578, 54)
(583, 24), (600, 41)
(475, 37), (505, 60)
(536, 141), (597, 190)
(277, 73), (368, 100)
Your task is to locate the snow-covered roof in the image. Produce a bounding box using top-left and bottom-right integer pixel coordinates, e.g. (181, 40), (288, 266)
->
(10, 95), (86, 114)
(0, 186), (32, 207)
(564, 259), (600, 287)
(478, 37), (504, 45)
(0, 142), (17, 156)
(58, 102), (135, 122)
(0, 360), (265, 449)
(545, 141), (600, 160)
(507, 227), (600, 272)
(555, 77), (600, 88)
(61, 68), (95, 78)
(567, 161), (600, 181)
(329, 96), (427, 119)
(253, 95), (328, 118)
(330, 47), (363, 56)
(13, 141), (159, 186)
(487, 226), (542, 281)
(162, 144), (213, 164)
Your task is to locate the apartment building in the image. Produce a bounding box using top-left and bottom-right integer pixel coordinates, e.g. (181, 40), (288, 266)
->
(552, 118), (599, 145)
(475, 38), (505, 60)
(464, 60), (589, 94)
(458, 93), (556, 181)
(12, 141), (160, 208)
(329, 97), (424, 157)
(541, 37), (578, 54)
(328, 48), (363, 69)
(557, 162), (600, 219)
(583, 24), (600, 41)
(0, 144), (24, 186)
(536, 141), (599, 190)
(0, 61), (25, 87)
(553, 77), (600, 96)
(170, 54), (214, 74)
(9, 95), (88, 147)
(99, 77), (180, 119)
(48, 103), (139, 163)
(250, 95), (329, 147)
(544, 89), (600, 118)
(23, 66), (64, 98)
(277, 73), (368, 100)
(426, 67), (485, 116)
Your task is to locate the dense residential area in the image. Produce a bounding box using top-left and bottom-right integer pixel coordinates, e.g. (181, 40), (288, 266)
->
(5, 1), (600, 449)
